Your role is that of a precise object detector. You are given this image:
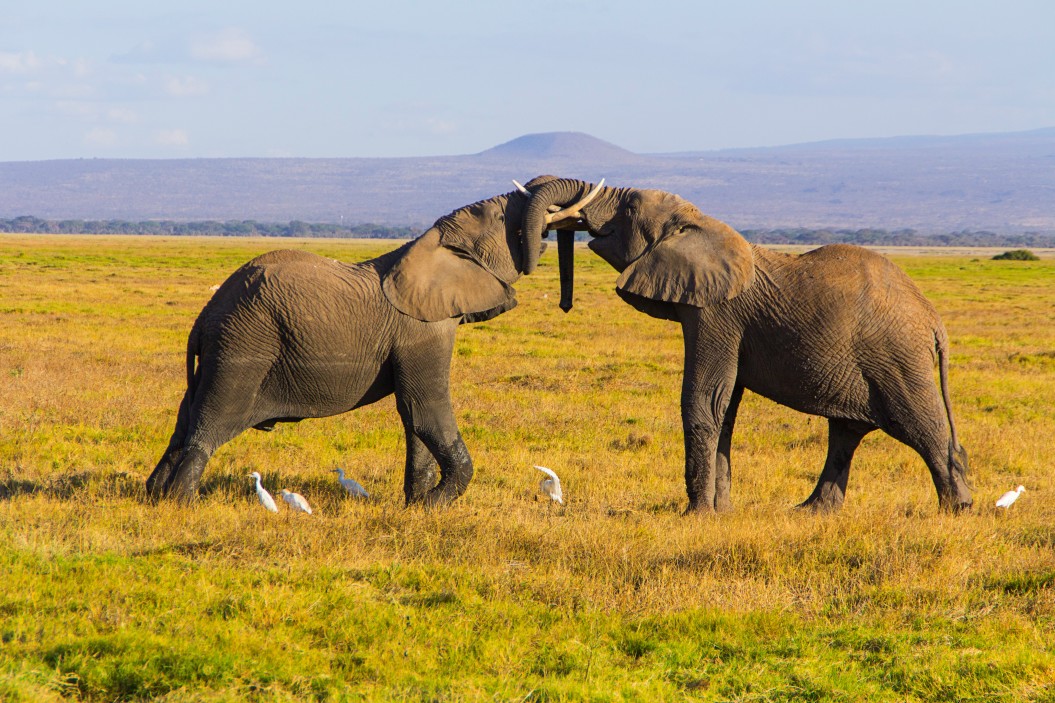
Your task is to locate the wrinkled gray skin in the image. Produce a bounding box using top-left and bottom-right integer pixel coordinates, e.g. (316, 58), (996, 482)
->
(522, 178), (972, 514)
(148, 180), (552, 505)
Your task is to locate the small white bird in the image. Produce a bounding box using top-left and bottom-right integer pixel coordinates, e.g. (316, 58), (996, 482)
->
(280, 489), (313, 515)
(333, 468), (370, 499)
(248, 472), (278, 513)
(995, 485), (1025, 509)
(534, 465), (564, 505)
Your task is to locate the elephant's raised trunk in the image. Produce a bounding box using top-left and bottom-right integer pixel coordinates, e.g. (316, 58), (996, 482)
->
(519, 178), (597, 275)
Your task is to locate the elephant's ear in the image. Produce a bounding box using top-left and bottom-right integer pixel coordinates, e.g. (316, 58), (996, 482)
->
(616, 215), (755, 311)
(382, 228), (516, 323)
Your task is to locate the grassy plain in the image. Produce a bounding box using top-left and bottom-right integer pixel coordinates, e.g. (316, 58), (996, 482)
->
(0, 235), (1053, 702)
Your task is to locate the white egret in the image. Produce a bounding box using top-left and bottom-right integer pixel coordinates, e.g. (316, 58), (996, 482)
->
(280, 489), (313, 515)
(534, 465), (563, 505)
(333, 468), (370, 499)
(248, 472), (278, 513)
(995, 485), (1025, 509)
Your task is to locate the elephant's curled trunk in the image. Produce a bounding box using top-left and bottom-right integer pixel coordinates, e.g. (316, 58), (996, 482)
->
(520, 178), (591, 275)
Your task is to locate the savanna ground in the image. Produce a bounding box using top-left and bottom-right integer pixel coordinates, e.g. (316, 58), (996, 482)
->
(1, 235), (1053, 702)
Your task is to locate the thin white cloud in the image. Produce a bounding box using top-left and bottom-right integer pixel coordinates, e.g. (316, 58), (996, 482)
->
(70, 58), (91, 78)
(55, 100), (98, 119)
(190, 29), (261, 63)
(112, 40), (163, 64)
(107, 107), (139, 124)
(425, 118), (458, 136)
(156, 129), (190, 147)
(84, 127), (118, 147)
(0, 51), (42, 74)
(165, 75), (208, 97)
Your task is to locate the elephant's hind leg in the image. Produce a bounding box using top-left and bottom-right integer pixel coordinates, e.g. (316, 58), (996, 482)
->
(892, 424), (972, 512)
(798, 419), (873, 512)
(162, 446), (213, 503)
(873, 379), (973, 511)
(946, 442), (972, 512)
(147, 388), (194, 500)
(160, 364), (268, 501)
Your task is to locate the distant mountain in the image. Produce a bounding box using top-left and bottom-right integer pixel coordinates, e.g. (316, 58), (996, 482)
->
(1, 129), (1053, 234)
(478, 132), (640, 162)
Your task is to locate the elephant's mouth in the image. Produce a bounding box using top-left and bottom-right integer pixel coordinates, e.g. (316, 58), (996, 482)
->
(585, 232), (627, 272)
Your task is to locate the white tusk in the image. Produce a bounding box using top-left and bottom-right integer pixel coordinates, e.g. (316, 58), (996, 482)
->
(544, 178), (606, 225)
(511, 179), (531, 196)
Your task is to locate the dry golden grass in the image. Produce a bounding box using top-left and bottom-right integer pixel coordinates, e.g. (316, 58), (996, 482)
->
(1, 235), (1053, 700)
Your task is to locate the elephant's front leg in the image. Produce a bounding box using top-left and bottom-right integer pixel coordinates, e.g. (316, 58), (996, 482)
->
(713, 384), (744, 512)
(679, 314), (741, 514)
(681, 372), (740, 514)
(397, 397), (473, 508)
(419, 432), (473, 507)
(393, 324), (473, 508)
(402, 427), (438, 505)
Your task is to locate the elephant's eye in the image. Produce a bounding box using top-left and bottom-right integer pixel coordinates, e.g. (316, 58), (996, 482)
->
(497, 213), (505, 223)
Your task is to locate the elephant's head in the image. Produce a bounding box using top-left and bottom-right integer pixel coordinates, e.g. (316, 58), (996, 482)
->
(520, 178), (755, 319)
(383, 176), (599, 323)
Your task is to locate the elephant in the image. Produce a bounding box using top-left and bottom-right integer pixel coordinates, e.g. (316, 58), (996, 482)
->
(147, 176), (596, 504)
(518, 178), (972, 514)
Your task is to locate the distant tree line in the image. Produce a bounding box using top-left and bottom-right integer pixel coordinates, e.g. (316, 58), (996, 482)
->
(0, 216), (419, 239)
(2, 216), (1054, 247)
(739, 228), (1055, 248)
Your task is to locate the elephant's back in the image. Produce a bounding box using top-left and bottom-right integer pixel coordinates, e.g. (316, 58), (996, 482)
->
(243, 249), (369, 288)
(198, 249), (391, 353)
(742, 244), (946, 420)
(191, 249), (399, 415)
(211, 249), (381, 307)
(796, 244), (939, 321)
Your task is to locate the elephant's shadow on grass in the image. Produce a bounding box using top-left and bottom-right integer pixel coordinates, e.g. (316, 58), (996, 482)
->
(0, 468), (367, 507)
(199, 469), (375, 507)
(0, 470), (143, 502)
(0, 461), (380, 512)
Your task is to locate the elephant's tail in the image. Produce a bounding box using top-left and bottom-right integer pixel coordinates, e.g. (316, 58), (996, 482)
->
(935, 325), (961, 452)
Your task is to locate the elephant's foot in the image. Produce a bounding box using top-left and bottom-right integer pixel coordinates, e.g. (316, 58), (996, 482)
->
(162, 446), (210, 503)
(940, 445), (972, 513)
(795, 499), (839, 514)
(796, 493), (844, 513)
(146, 449), (183, 501)
(403, 470), (438, 507)
(420, 485), (462, 509)
(683, 501), (717, 516)
(938, 495), (973, 513)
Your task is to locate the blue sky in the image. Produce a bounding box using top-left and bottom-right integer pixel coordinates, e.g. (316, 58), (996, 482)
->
(2, 0), (1052, 160)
